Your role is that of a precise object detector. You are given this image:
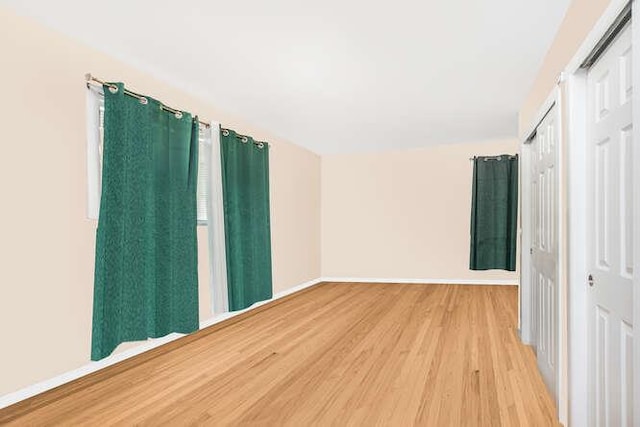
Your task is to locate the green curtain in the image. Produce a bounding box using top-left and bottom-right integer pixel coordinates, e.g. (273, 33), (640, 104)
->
(469, 154), (518, 271)
(91, 83), (199, 360)
(220, 130), (273, 311)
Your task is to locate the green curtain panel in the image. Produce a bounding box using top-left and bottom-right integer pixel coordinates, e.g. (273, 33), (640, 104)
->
(91, 83), (199, 360)
(220, 130), (273, 311)
(469, 154), (518, 271)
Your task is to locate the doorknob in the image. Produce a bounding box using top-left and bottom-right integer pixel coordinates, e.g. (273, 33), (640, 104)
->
(588, 274), (594, 287)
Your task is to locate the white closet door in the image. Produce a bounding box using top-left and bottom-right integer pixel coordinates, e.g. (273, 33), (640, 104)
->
(530, 104), (560, 403)
(586, 23), (634, 427)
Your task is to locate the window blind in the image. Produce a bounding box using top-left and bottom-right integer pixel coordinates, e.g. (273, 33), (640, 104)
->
(196, 126), (211, 224)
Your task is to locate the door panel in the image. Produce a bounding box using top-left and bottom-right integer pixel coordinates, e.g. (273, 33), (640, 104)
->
(595, 305), (610, 426)
(621, 320), (633, 427)
(621, 126), (633, 278)
(596, 138), (611, 270)
(530, 105), (560, 402)
(587, 23), (634, 427)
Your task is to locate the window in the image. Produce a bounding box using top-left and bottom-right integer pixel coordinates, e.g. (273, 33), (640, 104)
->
(196, 125), (211, 224)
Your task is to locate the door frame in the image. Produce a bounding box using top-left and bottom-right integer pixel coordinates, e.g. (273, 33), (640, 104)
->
(633, 3), (640, 425)
(520, 127), (533, 346)
(519, 0), (639, 425)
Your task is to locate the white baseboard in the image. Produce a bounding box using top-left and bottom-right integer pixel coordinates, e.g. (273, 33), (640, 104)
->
(321, 277), (519, 286)
(518, 328), (535, 346)
(0, 277), (323, 410)
(199, 277), (324, 329)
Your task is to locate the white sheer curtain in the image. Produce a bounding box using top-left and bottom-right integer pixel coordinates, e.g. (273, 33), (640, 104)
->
(205, 123), (229, 314)
(86, 86), (103, 220)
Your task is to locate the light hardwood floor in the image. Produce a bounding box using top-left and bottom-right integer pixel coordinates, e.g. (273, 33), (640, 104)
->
(0, 283), (558, 426)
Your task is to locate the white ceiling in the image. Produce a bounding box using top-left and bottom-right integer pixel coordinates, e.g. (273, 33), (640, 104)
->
(3, 0), (570, 154)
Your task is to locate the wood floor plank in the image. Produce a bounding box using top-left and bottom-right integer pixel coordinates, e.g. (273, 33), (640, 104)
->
(0, 283), (558, 426)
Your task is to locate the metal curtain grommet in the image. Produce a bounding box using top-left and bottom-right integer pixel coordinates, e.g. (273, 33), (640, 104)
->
(174, 111), (183, 119)
(257, 142), (264, 149)
(108, 85), (118, 94)
(241, 136), (248, 143)
(139, 97), (148, 105)
(222, 129), (230, 136)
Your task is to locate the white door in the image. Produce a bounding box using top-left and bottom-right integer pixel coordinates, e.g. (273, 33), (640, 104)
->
(530, 105), (560, 402)
(586, 23), (634, 427)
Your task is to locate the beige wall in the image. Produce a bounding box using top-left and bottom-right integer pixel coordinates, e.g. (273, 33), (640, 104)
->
(519, 0), (612, 132)
(321, 139), (520, 281)
(0, 7), (320, 396)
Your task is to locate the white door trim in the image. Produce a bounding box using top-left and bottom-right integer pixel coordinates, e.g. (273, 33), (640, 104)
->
(555, 90), (568, 425)
(520, 135), (534, 345)
(563, 70), (590, 427)
(632, 1), (640, 422)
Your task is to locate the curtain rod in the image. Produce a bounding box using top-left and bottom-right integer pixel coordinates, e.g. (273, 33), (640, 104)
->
(579, 1), (631, 69)
(86, 73), (210, 128)
(469, 155), (518, 161)
(85, 73), (270, 147)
